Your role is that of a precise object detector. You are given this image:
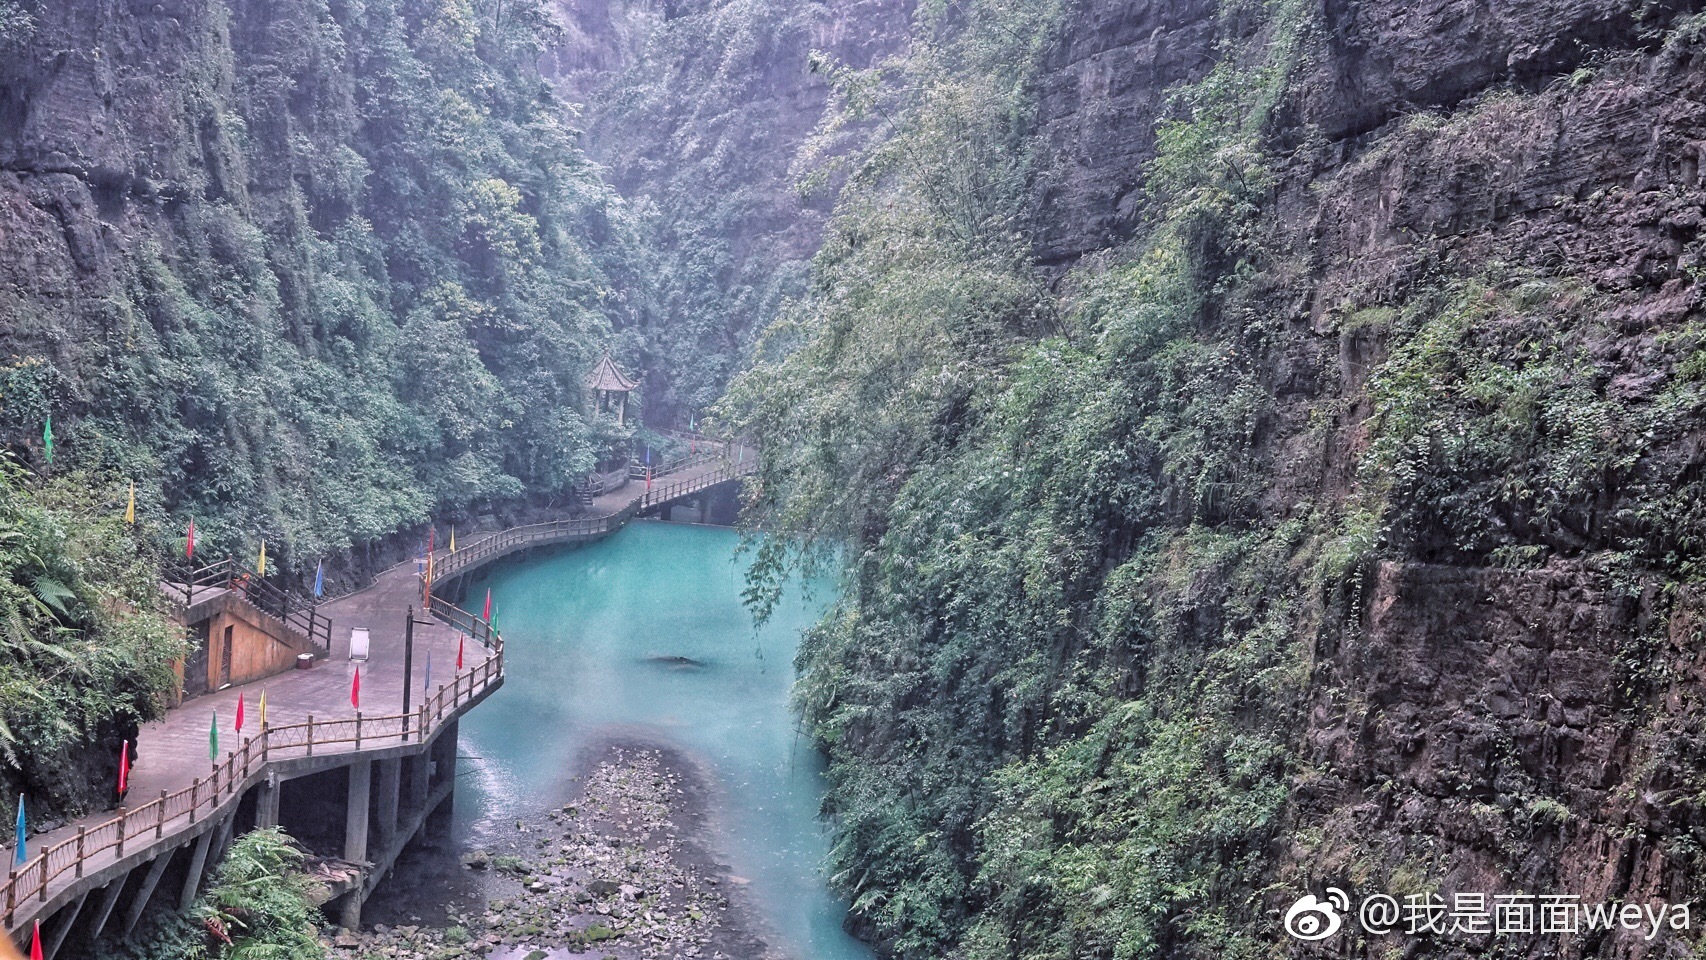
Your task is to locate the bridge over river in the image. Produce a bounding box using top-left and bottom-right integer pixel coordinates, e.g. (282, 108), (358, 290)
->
(0, 449), (754, 957)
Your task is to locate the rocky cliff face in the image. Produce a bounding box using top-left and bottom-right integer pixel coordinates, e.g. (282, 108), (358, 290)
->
(541, 0), (913, 421)
(1025, 1), (1706, 954)
(1032, 0), (1220, 265)
(1281, 17), (1706, 955)
(0, 0), (631, 564)
(0, 0), (214, 361)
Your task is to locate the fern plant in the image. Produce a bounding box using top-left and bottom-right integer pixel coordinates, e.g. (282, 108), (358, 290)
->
(116, 828), (329, 960)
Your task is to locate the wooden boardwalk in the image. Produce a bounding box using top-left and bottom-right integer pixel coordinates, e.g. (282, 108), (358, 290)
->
(0, 447), (753, 947)
(435, 451), (754, 586)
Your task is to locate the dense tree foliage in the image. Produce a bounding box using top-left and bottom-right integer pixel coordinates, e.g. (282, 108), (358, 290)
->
(725, 0), (1706, 954)
(0, 0), (648, 571)
(719, 0), (1555, 957)
(0, 463), (182, 826)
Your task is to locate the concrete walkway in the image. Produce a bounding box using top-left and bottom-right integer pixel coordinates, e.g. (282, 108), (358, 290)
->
(3, 446), (747, 942)
(112, 450), (743, 835)
(123, 450), (743, 833)
(17, 561), (483, 879)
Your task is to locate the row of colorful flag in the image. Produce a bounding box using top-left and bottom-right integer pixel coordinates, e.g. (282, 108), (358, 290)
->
(2, 484), (504, 942)
(128, 481), (467, 599)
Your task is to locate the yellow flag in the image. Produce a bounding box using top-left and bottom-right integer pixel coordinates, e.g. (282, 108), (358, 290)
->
(258, 689), (267, 728)
(124, 482), (135, 524)
(450, 526), (457, 552)
(257, 539), (267, 576)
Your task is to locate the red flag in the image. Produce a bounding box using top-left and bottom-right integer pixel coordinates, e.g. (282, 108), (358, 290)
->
(235, 693), (245, 733)
(117, 740), (130, 796)
(482, 588), (492, 621)
(350, 668), (360, 709)
(646, 466), (653, 492)
(30, 920), (42, 960)
(185, 518), (196, 559)
(456, 635), (465, 670)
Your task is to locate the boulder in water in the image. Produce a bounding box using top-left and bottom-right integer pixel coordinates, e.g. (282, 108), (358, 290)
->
(642, 654), (706, 669)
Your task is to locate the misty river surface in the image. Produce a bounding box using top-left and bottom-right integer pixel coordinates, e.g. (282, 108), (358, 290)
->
(451, 521), (871, 960)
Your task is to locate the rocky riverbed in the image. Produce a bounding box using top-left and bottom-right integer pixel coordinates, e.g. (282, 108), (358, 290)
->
(329, 743), (782, 960)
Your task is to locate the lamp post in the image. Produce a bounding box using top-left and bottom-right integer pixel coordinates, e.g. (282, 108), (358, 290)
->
(403, 606), (415, 735)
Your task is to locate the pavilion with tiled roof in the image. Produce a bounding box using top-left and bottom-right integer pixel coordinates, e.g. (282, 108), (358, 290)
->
(587, 352), (638, 424)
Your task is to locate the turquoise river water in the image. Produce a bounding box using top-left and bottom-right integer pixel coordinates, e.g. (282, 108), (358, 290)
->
(451, 521), (871, 960)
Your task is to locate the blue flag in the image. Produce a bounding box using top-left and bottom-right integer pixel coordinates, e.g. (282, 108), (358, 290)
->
(313, 560), (325, 598)
(644, 446), (651, 465)
(14, 795), (25, 866)
(423, 651), (432, 698)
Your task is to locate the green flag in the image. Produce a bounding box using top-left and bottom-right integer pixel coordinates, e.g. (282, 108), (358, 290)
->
(41, 415), (52, 465)
(209, 710), (218, 764)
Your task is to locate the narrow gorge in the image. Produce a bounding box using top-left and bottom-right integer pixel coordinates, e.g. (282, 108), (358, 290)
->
(0, 0), (1705, 959)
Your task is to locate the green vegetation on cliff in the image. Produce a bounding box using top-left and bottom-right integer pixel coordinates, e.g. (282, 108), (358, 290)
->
(0, 0), (647, 570)
(726, 0), (1320, 953)
(726, 0), (1706, 957)
(0, 463), (181, 826)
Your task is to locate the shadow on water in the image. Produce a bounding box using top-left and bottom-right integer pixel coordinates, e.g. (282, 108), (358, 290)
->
(364, 521), (871, 960)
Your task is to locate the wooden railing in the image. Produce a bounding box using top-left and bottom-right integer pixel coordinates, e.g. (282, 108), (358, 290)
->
(431, 507), (637, 584)
(574, 442), (724, 503)
(630, 445), (725, 482)
(166, 556), (333, 653)
(638, 460), (750, 512)
(435, 456), (755, 586)
(0, 449), (756, 932)
(0, 600), (503, 932)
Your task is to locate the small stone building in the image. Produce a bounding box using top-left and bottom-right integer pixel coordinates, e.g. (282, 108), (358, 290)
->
(174, 584), (321, 702)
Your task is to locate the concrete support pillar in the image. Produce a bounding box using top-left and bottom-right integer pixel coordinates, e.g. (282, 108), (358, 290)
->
(340, 759), (372, 930)
(253, 775), (280, 829)
(87, 876), (129, 943)
(343, 760), (372, 863)
(43, 890), (89, 960)
(428, 720), (459, 841)
(433, 720), (460, 780)
(338, 891), (363, 932)
(209, 814), (235, 869)
(121, 851), (174, 937)
(428, 777), (456, 841)
(405, 751), (429, 816)
(178, 827), (215, 910)
(375, 757), (401, 852)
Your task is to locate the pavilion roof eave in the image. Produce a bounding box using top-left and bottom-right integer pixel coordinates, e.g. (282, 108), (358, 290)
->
(586, 353), (639, 393)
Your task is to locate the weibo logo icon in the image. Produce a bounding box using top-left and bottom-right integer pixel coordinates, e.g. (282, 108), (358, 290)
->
(1285, 888), (1349, 941)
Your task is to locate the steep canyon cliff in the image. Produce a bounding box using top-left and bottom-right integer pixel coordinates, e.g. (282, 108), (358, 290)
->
(718, 1), (1706, 958)
(542, 0), (914, 420)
